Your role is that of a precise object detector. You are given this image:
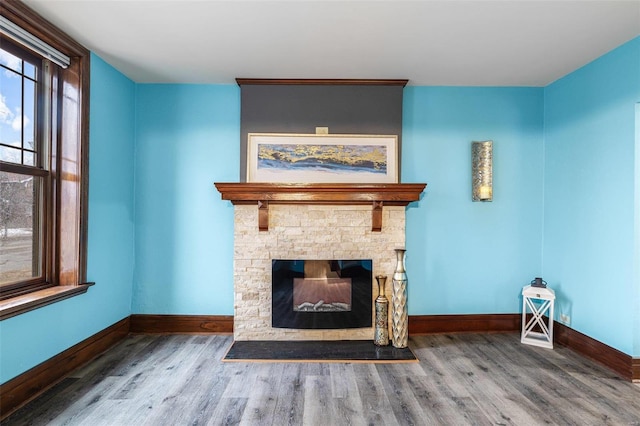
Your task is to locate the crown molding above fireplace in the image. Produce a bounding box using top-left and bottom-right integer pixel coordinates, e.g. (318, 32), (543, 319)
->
(214, 182), (426, 231)
(235, 78), (409, 86)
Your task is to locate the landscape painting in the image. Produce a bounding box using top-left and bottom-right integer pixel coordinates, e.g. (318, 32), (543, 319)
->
(247, 133), (398, 183)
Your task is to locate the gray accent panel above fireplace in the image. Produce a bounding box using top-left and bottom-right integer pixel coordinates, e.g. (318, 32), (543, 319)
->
(238, 83), (404, 181)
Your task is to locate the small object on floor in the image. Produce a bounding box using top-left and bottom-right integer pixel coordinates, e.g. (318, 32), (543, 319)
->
(521, 284), (555, 349)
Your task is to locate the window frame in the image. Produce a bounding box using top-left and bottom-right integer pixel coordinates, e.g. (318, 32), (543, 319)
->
(0, 0), (91, 320)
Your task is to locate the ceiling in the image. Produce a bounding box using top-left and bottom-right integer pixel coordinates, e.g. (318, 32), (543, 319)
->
(22, 0), (640, 86)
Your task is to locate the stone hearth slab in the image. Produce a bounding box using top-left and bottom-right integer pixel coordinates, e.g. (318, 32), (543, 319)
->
(222, 340), (418, 363)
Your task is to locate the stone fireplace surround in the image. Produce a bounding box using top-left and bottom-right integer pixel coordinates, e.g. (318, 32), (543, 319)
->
(215, 183), (425, 341)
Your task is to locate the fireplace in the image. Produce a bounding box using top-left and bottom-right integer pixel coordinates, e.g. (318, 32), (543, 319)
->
(272, 259), (372, 329)
(214, 183), (425, 341)
(230, 202), (403, 341)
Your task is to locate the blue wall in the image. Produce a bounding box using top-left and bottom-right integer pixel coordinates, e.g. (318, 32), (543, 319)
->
(132, 85), (239, 314)
(131, 85), (545, 318)
(543, 37), (640, 355)
(0, 54), (136, 383)
(403, 87), (544, 314)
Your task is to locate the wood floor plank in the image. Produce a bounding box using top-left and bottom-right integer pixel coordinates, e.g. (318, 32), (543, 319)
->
(132, 337), (213, 425)
(0, 378), (79, 425)
(169, 338), (235, 425)
(461, 334), (589, 425)
(59, 399), (128, 426)
(47, 377), (123, 425)
(220, 364), (259, 399)
(127, 337), (233, 426)
(328, 363), (368, 425)
(204, 397), (248, 426)
(351, 363), (400, 426)
(375, 363), (436, 425)
(494, 334), (626, 424)
(23, 335), (159, 424)
(424, 334), (548, 424)
(395, 372), (470, 425)
(68, 334), (156, 379)
(237, 363), (284, 425)
(302, 374), (341, 425)
(302, 369), (369, 426)
(4, 332), (640, 425)
(412, 336), (493, 425)
(270, 363), (306, 426)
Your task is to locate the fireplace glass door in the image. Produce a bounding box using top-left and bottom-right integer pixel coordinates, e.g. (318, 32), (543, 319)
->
(272, 259), (372, 329)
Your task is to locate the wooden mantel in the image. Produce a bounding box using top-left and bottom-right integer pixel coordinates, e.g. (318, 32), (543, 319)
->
(214, 182), (426, 231)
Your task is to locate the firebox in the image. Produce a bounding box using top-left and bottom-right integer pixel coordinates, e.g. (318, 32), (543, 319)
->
(272, 259), (373, 329)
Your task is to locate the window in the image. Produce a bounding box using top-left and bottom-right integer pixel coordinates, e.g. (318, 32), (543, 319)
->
(1, 40), (48, 295)
(0, 1), (90, 319)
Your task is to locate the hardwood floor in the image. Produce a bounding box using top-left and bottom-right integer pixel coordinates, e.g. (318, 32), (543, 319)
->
(3, 333), (640, 425)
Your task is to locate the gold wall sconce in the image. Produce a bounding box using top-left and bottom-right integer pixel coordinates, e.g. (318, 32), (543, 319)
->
(472, 140), (493, 202)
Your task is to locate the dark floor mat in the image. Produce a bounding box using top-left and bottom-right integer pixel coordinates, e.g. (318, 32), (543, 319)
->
(223, 340), (418, 363)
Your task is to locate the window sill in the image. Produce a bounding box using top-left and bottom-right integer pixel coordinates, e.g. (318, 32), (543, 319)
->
(0, 284), (93, 321)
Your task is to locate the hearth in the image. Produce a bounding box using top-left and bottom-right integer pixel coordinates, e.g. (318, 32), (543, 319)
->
(272, 259), (372, 329)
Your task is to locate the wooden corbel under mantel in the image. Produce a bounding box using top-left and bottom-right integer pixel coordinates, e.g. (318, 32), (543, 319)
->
(214, 183), (426, 232)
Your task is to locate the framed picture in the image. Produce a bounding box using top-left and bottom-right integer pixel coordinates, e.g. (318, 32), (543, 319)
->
(247, 133), (398, 183)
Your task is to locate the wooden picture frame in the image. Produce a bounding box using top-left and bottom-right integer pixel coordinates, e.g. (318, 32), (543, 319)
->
(247, 133), (398, 183)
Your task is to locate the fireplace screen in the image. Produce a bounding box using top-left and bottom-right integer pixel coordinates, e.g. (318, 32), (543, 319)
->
(272, 259), (372, 329)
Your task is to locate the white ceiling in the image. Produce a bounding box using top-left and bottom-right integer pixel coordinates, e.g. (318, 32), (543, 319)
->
(22, 0), (640, 86)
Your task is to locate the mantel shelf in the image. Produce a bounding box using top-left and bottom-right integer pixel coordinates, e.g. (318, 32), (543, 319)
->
(214, 182), (426, 231)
